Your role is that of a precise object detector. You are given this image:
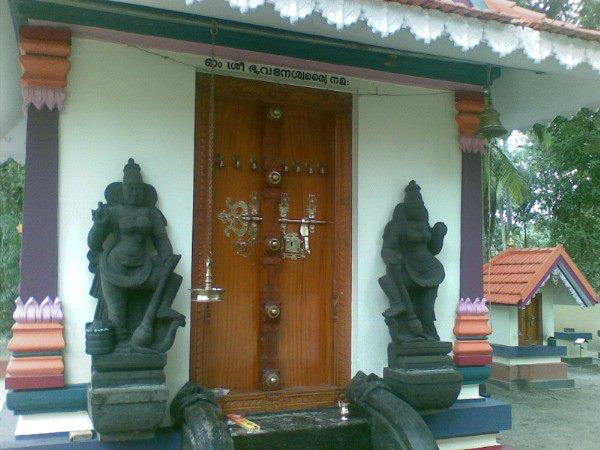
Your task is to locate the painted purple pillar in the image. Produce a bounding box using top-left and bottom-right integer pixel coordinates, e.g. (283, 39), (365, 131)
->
(460, 151), (484, 299)
(20, 105), (59, 300)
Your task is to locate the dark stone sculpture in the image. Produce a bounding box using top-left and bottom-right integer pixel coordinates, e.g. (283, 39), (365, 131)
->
(347, 371), (438, 450)
(379, 181), (461, 412)
(378, 180), (447, 344)
(85, 158), (186, 441)
(170, 382), (234, 450)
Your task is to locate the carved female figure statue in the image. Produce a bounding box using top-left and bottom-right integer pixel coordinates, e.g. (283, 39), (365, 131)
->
(379, 180), (447, 344)
(87, 158), (185, 354)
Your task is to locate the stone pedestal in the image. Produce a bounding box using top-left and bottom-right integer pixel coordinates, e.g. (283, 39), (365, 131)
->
(88, 383), (169, 441)
(383, 341), (462, 412)
(87, 353), (170, 441)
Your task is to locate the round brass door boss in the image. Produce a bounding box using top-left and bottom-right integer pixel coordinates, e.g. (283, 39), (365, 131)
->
(265, 303), (281, 319)
(266, 237), (281, 252)
(263, 370), (280, 388)
(267, 170), (282, 185)
(267, 106), (283, 120)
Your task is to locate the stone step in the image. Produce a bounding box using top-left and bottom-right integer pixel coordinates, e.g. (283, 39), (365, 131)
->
(230, 408), (371, 450)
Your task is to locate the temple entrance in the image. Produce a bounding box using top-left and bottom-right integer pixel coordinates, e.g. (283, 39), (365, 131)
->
(191, 74), (352, 414)
(518, 293), (542, 346)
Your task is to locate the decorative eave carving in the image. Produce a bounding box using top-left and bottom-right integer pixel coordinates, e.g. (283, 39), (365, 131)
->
(455, 91), (486, 153)
(19, 26), (72, 113)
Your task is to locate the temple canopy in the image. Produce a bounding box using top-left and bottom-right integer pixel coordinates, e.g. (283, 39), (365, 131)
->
(2, 0), (600, 136)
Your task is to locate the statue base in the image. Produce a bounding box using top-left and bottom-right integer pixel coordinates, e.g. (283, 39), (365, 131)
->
(384, 341), (462, 412)
(87, 381), (169, 442)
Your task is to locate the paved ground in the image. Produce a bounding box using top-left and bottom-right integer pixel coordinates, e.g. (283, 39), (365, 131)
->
(492, 364), (600, 450)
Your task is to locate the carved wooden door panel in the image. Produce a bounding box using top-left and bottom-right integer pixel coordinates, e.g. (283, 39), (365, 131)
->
(191, 74), (352, 414)
(518, 293), (542, 346)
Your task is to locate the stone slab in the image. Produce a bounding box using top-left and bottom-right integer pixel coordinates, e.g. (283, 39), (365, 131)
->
(391, 340), (452, 356)
(6, 384), (88, 415)
(492, 344), (566, 358)
(88, 384), (169, 442)
(5, 374), (65, 390)
(454, 354), (492, 366)
(91, 369), (165, 388)
(423, 398), (512, 440)
(562, 356), (594, 367)
(92, 353), (167, 372)
(232, 407), (371, 450)
(391, 354), (453, 369)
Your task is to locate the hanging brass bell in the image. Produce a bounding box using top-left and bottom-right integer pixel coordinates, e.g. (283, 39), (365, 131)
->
(476, 95), (507, 139)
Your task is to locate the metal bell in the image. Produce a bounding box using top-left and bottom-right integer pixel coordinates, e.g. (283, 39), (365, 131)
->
(476, 95), (507, 139)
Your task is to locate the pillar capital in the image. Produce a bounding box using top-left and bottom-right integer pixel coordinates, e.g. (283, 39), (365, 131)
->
(455, 91), (486, 154)
(19, 26), (72, 112)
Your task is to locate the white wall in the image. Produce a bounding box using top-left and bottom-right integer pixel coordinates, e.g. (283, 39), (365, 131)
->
(353, 91), (462, 376)
(58, 39), (196, 404)
(489, 305), (518, 347)
(0, 1), (22, 138)
(57, 37), (463, 403)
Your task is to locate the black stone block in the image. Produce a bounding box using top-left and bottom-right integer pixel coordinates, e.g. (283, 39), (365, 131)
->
(383, 366), (462, 412)
(92, 352), (167, 372)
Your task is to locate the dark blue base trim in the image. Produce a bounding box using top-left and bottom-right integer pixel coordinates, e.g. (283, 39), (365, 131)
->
(6, 384), (88, 415)
(554, 331), (593, 341)
(492, 344), (566, 358)
(423, 397), (511, 439)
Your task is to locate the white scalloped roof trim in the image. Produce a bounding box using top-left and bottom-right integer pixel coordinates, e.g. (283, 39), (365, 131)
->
(185, 0), (600, 72)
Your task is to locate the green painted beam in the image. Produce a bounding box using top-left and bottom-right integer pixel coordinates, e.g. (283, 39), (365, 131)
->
(12, 0), (500, 86)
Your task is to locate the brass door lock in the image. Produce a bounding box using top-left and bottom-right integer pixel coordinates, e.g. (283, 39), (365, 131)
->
(278, 193), (326, 260)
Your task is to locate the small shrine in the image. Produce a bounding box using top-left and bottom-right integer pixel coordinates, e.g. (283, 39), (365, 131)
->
(484, 245), (598, 390)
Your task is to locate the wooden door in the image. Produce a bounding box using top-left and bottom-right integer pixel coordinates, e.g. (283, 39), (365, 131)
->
(518, 293), (542, 346)
(191, 74), (352, 414)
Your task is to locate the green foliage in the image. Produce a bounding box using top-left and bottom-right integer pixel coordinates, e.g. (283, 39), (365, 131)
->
(516, 0), (600, 29)
(0, 158), (24, 336)
(482, 142), (531, 257)
(523, 109), (600, 289)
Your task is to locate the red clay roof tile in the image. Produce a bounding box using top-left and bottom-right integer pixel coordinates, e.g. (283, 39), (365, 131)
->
(483, 245), (598, 306)
(385, 0), (600, 42)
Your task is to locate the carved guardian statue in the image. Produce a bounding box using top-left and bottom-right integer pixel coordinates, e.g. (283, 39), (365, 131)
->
(87, 158), (185, 354)
(379, 180), (447, 345)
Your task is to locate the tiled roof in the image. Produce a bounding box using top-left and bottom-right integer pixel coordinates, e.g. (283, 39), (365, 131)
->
(385, 0), (600, 42)
(482, 245), (598, 306)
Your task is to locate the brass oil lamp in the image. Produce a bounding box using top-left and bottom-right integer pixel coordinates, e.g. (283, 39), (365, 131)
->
(191, 254), (225, 303)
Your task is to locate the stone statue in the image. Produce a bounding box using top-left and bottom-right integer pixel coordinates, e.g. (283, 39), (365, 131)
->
(85, 158), (187, 441)
(378, 181), (461, 413)
(87, 158), (185, 354)
(379, 180), (447, 345)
